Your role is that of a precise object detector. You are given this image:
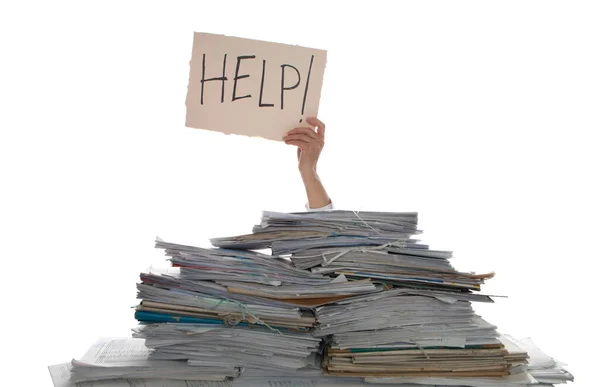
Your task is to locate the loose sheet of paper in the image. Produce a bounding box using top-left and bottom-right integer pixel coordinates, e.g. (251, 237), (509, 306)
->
(49, 363), (234, 387)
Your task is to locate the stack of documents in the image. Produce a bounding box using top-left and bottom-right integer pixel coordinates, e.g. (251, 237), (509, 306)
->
(315, 292), (520, 378)
(218, 211), (522, 379)
(211, 210), (422, 255)
(504, 335), (575, 385)
(131, 237), (356, 378)
(68, 337), (239, 382)
(136, 238), (380, 329)
(48, 336), (573, 387)
(132, 324), (322, 373)
(364, 335), (574, 386)
(49, 209), (574, 386)
(293, 246), (493, 292)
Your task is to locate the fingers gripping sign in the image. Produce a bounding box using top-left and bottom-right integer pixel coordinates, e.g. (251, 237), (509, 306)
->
(282, 116), (331, 209)
(283, 117), (326, 174)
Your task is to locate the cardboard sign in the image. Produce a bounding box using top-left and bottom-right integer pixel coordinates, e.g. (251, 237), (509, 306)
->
(185, 32), (327, 141)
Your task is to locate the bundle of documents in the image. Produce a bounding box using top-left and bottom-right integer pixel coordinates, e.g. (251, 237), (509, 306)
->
(49, 210), (574, 386)
(67, 338), (238, 382)
(211, 210), (423, 255)
(505, 335), (575, 385)
(50, 335), (574, 387)
(314, 291), (518, 377)
(238, 212), (508, 378)
(216, 211), (530, 380)
(364, 335), (574, 387)
(137, 238), (381, 329)
(132, 324), (322, 373)
(130, 238), (355, 378)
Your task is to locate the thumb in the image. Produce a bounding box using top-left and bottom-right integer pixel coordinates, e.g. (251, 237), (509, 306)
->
(307, 117), (326, 138)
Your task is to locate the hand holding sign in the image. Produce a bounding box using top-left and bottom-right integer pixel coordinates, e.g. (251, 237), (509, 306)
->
(283, 117), (326, 175)
(284, 116), (331, 209)
(185, 33), (331, 210)
(185, 33), (327, 141)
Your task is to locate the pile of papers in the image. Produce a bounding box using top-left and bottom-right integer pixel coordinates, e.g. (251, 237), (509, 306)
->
(231, 211), (516, 378)
(67, 338), (238, 382)
(49, 335), (574, 387)
(48, 210), (574, 387)
(137, 238), (379, 326)
(130, 238), (362, 379)
(133, 324), (322, 374)
(211, 211), (422, 255)
(315, 292), (513, 377)
(365, 335), (574, 386)
(506, 335), (575, 385)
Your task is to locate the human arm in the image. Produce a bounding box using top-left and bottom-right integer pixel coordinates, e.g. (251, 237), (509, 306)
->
(282, 117), (332, 210)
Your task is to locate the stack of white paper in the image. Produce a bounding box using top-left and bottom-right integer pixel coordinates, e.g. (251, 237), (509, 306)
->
(128, 238), (343, 380)
(364, 336), (574, 387)
(504, 335), (575, 385)
(135, 239), (380, 330)
(68, 338), (239, 382)
(49, 336), (573, 387)
(132, 323), (322, 372)
(49, 210), (574, 387)
(211, 211), (422, 254)
(313, 287), (516, 377)
(221, 211), (542, 383)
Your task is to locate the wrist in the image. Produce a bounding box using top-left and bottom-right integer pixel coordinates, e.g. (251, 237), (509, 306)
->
(299, 167), (318, 180)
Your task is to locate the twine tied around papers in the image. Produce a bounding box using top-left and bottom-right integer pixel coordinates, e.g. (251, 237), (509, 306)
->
(416, 344), (431, 360)
(199, 295), (283, 335)
(352, 210), (382, 235)
(320, 210), (407, 266)
(321, 240), (407, 267)
(327, 211), (383, 236)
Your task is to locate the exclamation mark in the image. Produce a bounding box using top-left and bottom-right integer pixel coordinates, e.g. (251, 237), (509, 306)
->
(299, 54), (315, 123)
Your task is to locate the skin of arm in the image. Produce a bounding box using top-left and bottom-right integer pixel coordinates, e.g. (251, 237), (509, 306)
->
(282, 117), (332, 209)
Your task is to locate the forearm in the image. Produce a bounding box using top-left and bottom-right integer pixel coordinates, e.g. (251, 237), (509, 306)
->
(301, 169), (331, 209)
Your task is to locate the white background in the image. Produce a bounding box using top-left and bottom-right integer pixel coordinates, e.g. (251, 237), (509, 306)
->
(1, 1), (598, 386)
